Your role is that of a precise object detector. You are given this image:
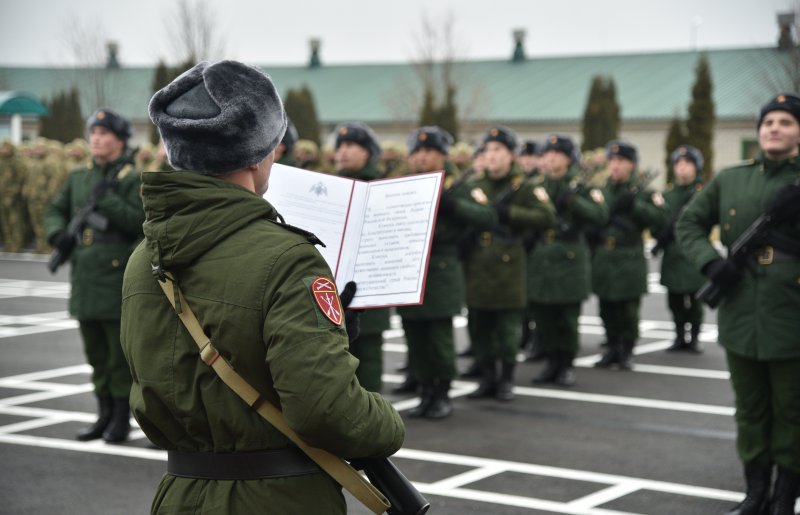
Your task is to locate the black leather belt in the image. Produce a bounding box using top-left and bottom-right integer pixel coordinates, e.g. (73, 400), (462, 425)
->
(167, 449), (321, 480)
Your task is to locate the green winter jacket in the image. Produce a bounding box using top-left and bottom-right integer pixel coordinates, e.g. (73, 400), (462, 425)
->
(676, 155), (800, 360)
(463, 165), (556, 310)
(591, 173), (664, 301)
(45, 154), (144, 320)
(657, 180), (706, 293)
(121, 170), (404, 515)
(528, 168), (609, 304)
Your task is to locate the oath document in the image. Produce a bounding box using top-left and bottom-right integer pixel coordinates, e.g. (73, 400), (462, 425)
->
(264, 164), (444, 309)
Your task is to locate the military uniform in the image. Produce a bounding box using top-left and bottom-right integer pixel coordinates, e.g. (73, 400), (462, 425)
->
(464, 126), (555, 401)
(655, 145), (707, 353)
(125, 62), (405, 515)
(44, 109), (144, 443)
(334, 122), (390, 392)
(0, 142), (28, 252)
(529, 136), (609, 386)
(397, 127), (497, 419)
(677, 94), (800, 514)
(591, 141), (663, 369)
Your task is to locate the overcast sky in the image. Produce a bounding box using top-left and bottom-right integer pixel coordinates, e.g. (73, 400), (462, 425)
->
(0, 0), (794, 67)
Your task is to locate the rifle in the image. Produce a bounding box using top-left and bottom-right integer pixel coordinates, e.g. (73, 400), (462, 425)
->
(47, 146), (138, 273)
(353, 458), (430, 515)
(695, 213), (772, 308)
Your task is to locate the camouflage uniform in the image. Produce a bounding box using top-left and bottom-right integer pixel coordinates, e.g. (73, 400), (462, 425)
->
(0, 142), (28, 252)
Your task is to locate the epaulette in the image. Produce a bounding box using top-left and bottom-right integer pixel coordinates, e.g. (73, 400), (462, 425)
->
(117, 163), (135, 180)
(267, 218), (325, 247)
(511, 175), (524, 188)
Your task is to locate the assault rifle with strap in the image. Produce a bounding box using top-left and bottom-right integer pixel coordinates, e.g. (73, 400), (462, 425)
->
(47, 147), (138, 273)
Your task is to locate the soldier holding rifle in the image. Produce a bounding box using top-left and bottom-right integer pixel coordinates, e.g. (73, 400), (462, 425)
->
(44, 108), (144, 443)
(677, 93), (800, 515)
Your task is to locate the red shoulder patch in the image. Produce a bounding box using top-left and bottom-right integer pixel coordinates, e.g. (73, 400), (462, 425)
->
(311, 277), (343, 326)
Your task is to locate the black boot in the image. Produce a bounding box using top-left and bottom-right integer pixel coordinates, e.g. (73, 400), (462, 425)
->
(467, 362), (497, 399)
(392, 375), (419, 394)
(424, 380), (453, 419)
(618, 338), (634, 371)
(495, 362), (515, 401)
(460, 359), (481, 378)
(594, 339), (620, 368)
(725, 462), (772, 515)
(687, 324), (703, 354)
(102, 398), (131, 443)
(769, 467), (800, 515)
(532, 354), (559, 384)
(666, 323), (687, 352)
(76, 396), (113, 441)
(554, 352), (576, 387)
(407, 382), (434, 418)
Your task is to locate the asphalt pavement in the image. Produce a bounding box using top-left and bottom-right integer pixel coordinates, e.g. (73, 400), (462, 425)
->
(0, 252), (768, 515)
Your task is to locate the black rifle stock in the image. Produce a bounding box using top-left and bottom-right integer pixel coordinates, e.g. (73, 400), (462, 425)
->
(695, 213), (772, 308)
(356, 458), (430, 515)
(47, 147), (138, 273)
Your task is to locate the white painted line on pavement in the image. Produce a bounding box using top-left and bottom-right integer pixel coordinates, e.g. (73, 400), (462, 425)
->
(567, 483), (642, 511)
(0, 433), (166, 460)
(426, 465), (507, 490)
(0, 364), (90, 385)
(0, 384), (93, 407)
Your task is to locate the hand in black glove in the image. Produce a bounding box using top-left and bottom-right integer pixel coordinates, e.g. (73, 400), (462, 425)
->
(769, 183), (800, 223)
(48, 230), (73, 252)
(702, 258), (742, 286)
(339, 281), (361, 343)
(496, 204), (511, 224)
(438, 192), (457, 215)
(611, 191), (636, 214)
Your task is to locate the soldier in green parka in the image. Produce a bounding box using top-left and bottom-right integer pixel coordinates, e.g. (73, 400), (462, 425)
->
(653, 144), (706, 353)
(591, 141), (663, 370)
(397, 126), (497, 419)
(677, 93), (800, 515)
(333, 122), (390, 392)
(529, 135), (608, 386)
(122, 60), (404, 515)
(464, 126), (555, 401)
(45, 109), (144, 443)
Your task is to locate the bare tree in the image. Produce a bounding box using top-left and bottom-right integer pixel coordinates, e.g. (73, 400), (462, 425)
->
(165, 0), (226, 65)
(59, 14), (117, 109)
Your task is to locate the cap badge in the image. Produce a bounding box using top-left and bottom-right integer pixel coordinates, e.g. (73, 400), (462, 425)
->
(778, 95), (786, 103)
(490, 128), (499, 137)
(419, 133), (427, 141)
(97, 111), (106, 120)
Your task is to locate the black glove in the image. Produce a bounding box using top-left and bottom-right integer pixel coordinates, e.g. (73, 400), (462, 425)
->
(769, 183), (800, 223)
(702, 258), (742, 286)
(339, 281), (361, 343)
(92, 178), (117, 198)
(48, 230), (73, 252)
(438, 192), (457, 215)
(496, 204), (511, 224)
(611, 192), (635, 214)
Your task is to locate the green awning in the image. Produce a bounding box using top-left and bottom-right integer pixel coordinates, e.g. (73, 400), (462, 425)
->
(0, 91), (47, 116)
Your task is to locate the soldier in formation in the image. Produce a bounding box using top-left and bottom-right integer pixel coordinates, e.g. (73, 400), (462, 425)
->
(0, 140), (28, 253)
(677, 93), (800, 515)
(463, 126), (555, 401)
(653, 144), (706, 353)
(45, 108), (145, 443)
(397, 126), (496, 419)
(591, 141), (662, 370)
(529, 135), (608, 386)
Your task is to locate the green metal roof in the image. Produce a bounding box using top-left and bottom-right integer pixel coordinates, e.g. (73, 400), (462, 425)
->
(0, 91), (48, 116)
(0, 47), (791, 125)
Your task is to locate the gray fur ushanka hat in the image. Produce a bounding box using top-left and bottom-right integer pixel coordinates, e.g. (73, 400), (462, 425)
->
(149, 60), (287, 175)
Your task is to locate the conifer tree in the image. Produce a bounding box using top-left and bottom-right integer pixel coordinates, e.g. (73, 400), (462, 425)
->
(284, 85), (321, 145)
(581, 76), (620, 151)
(686, 54), (715, 181)
(40, 87), (83, 143)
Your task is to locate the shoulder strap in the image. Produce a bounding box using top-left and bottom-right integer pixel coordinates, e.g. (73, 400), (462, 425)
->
(155, 273), (389, 514)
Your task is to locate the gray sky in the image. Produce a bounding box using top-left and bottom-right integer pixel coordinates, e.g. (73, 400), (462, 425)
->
(0, 0), (794, 67)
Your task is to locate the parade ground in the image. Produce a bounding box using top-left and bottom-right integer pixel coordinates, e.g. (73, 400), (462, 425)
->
(0, 252), (785, 515)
